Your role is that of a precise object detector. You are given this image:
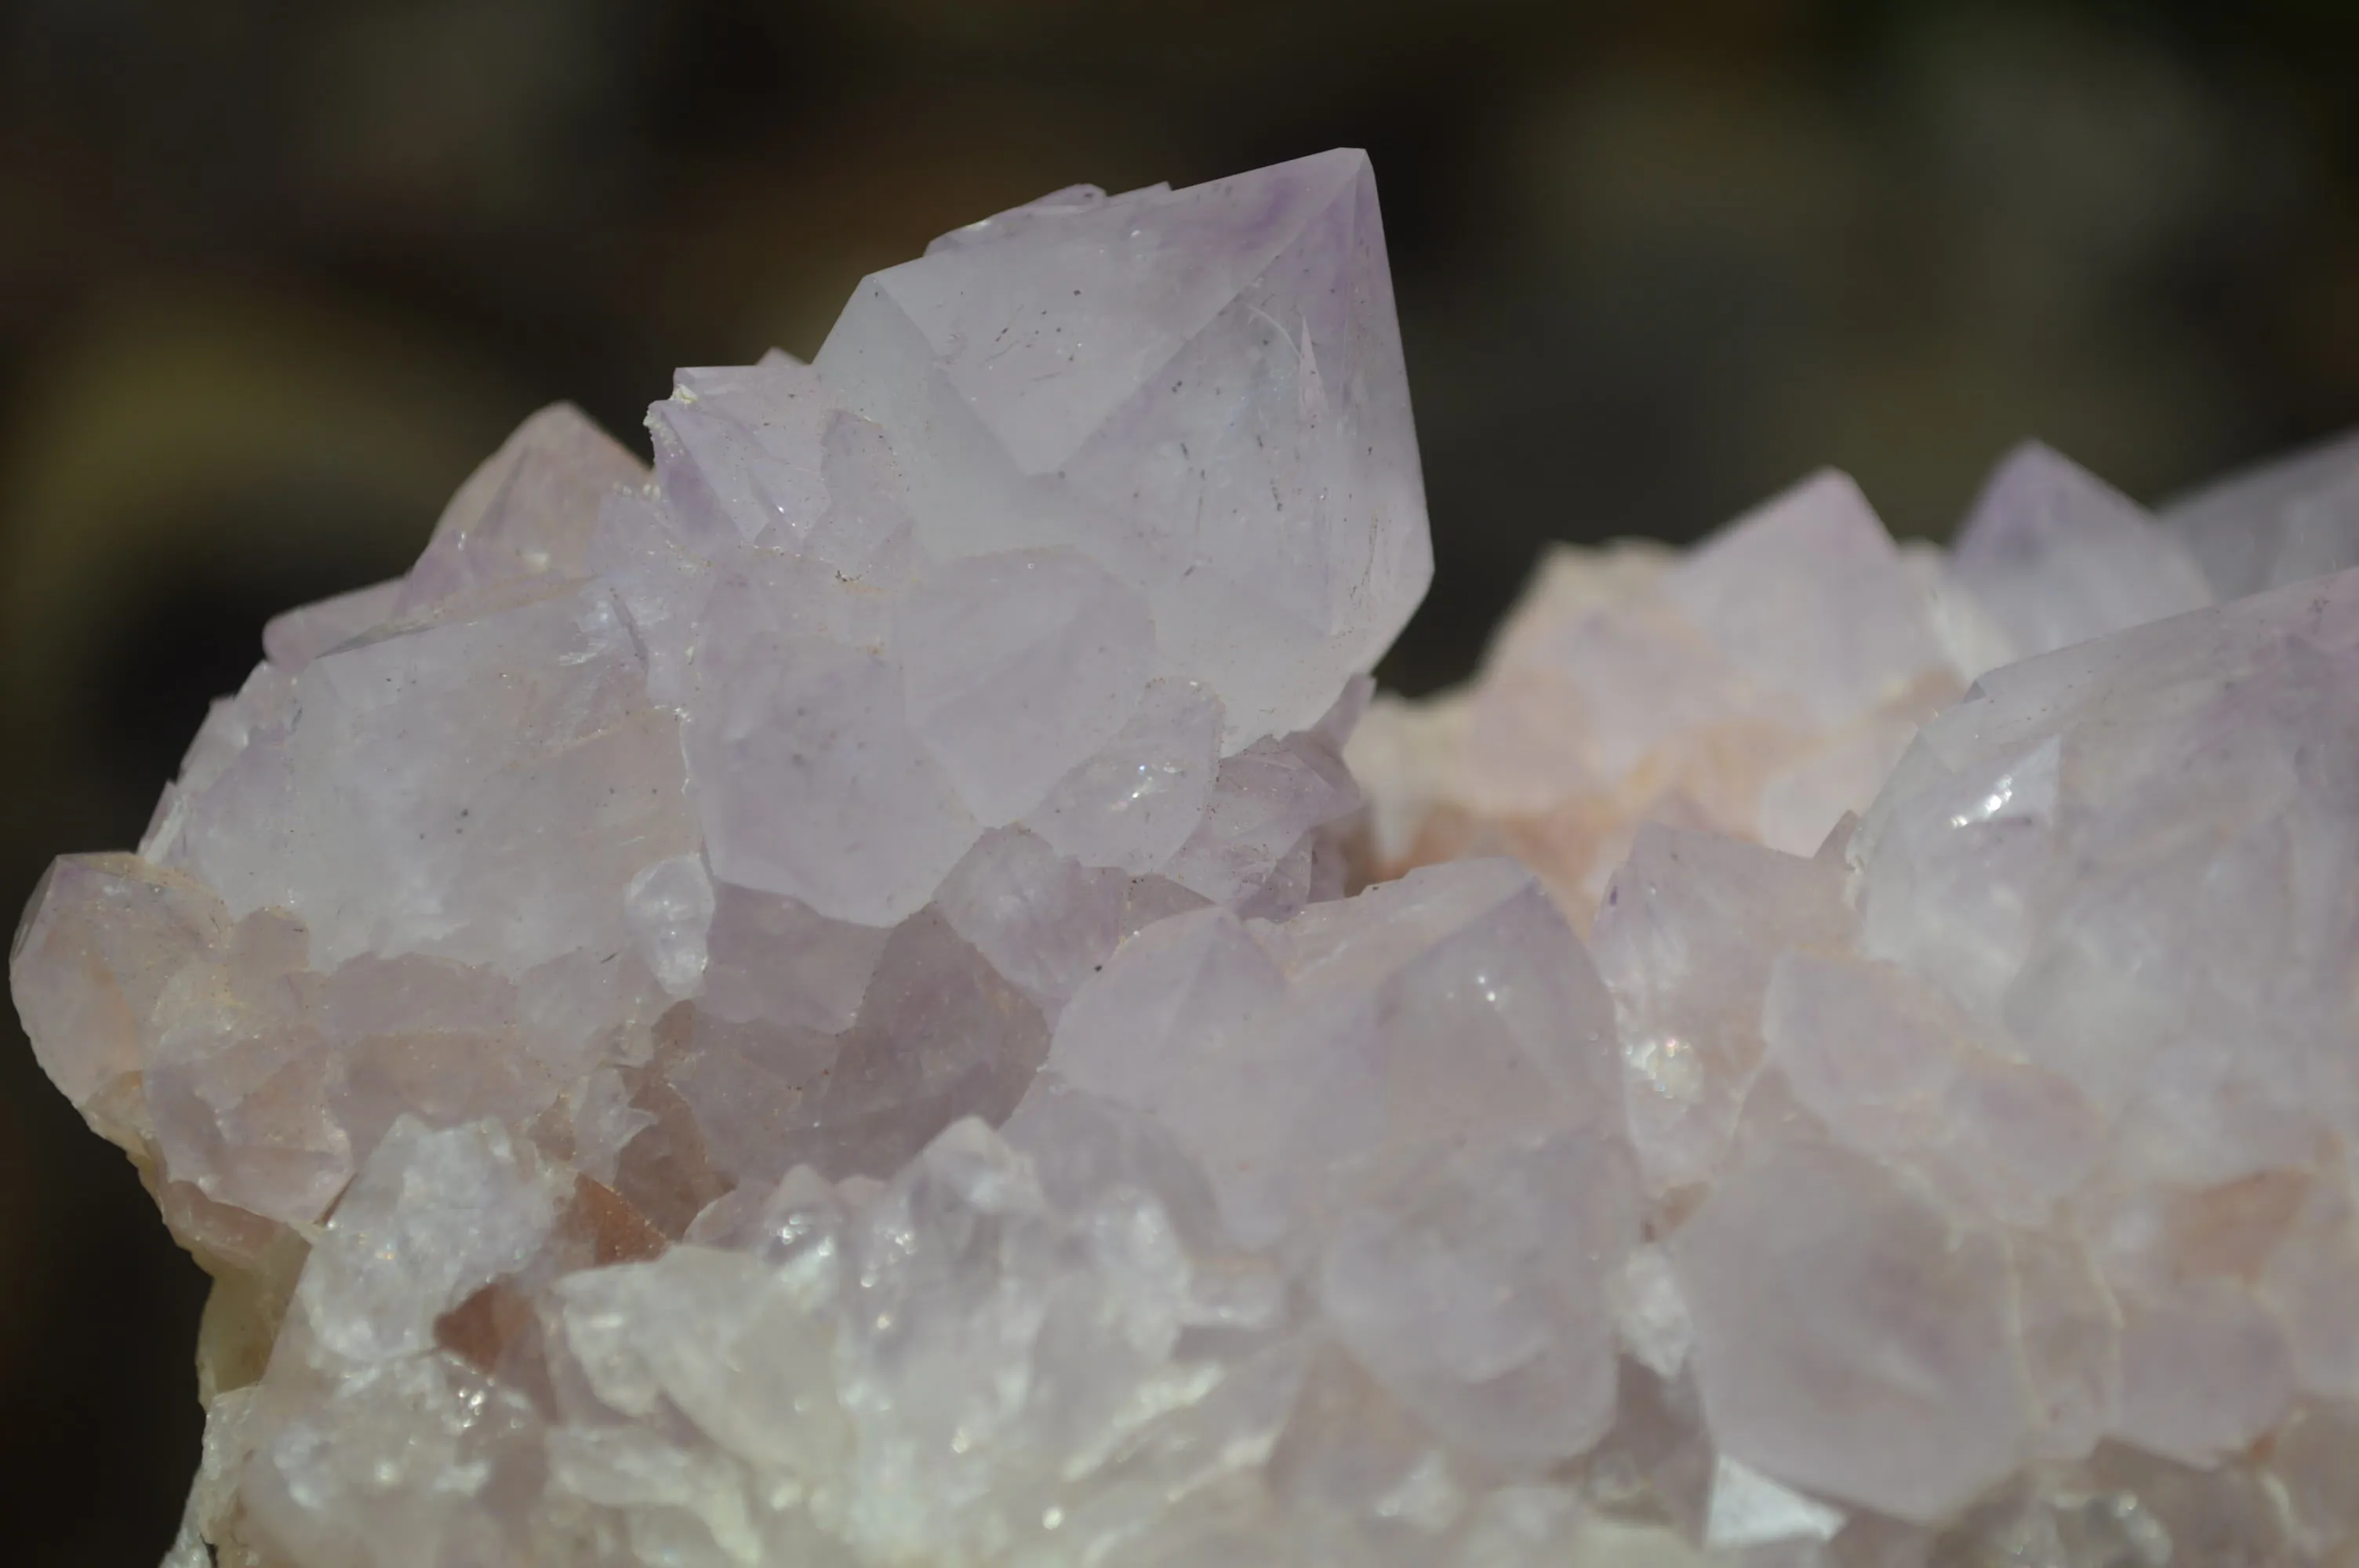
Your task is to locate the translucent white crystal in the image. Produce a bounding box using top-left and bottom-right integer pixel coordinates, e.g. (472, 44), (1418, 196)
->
(296, 1116), (563, 1364)
(1610, 1244), (1694, 1381)
(623, 852), (716, 997)
(1703, 1455), (1845, 1549)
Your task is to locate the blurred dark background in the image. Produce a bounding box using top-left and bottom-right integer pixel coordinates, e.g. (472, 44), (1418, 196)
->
(3, 1), (2357, 1560)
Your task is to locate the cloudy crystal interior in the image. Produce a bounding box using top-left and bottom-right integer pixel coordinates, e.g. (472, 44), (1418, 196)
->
(16, 148), (2359, 1567)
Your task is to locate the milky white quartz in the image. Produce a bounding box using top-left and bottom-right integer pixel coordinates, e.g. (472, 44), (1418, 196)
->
(15, 151), (2359, 1568)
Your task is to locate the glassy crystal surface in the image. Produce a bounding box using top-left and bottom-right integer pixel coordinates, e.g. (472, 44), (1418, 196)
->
(17, 150), (2359, 1567)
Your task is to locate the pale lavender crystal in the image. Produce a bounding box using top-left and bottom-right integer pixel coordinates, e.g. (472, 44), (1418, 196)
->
(1855, 568), (2359, 1118)
(1761, 952), (2100, 1227)
(166, 579), (696, 972)
(1950, 441), (2212, 659)
(1161, 713), (1364, 909)
(1656, 469), (1946, 728)
(2162, 427), (2359, 599)
(896, 548), (1155, 826)
(1315, 1129), (1637, 1466)
(648, 360), (911, 566)
(934, 826), (1205, 1022)
(260, 579), (402, 672)
(13, 853), (228, 1112)
(20, 147), (2359, 1568)
(1590, 825), (1855, 1194)
(684, 625), (979, 927)
(396, 402), (647, 619)
(1672, 1129), (2026, 1523)
(1345, 469), (1970, 911)
(697, 877), (889, 1035)
(1021, 676), (1224, 873)
(1050, 858), (1624, 1247)
(815, 147), (1430, 747)
(1842, 571), (2359, 1475)
(1045, 858), (1636, 1468)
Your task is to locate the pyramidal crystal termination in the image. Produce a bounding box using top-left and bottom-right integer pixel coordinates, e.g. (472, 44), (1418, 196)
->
(16, 149), (2359, 1567)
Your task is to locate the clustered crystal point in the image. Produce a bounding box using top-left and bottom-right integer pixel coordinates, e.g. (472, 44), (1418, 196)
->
(15, 149), (2359, 1567)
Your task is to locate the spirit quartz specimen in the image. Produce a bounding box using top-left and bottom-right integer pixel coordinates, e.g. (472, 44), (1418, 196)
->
(16, 148), (2359, 1567)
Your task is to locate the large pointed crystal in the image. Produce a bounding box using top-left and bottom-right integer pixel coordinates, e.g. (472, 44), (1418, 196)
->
(816, 148), (1431, 746)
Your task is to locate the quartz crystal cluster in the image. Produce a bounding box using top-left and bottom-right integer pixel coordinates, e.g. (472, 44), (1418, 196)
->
(15, 150), (2359, 1568)
(1347, 439), (2301, 914)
